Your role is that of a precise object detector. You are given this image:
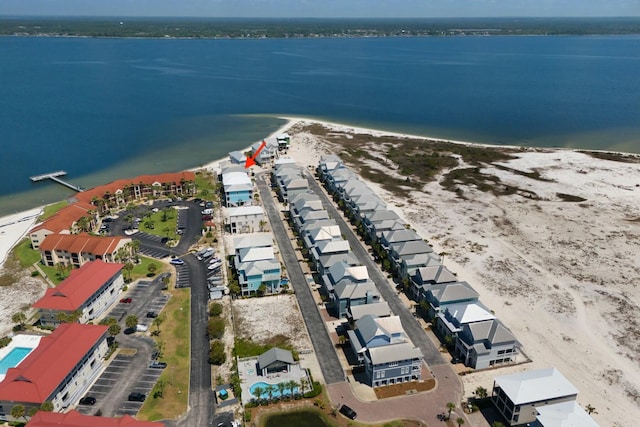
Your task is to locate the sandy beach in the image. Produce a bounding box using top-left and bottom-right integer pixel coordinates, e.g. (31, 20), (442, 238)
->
(1, 117), (638, 426)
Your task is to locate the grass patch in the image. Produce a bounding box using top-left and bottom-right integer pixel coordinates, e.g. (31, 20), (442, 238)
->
(137, 287), (191, 421)
(580, 150), (640, 163)
(38, 264), (67, 285)
(39, 200), (68, 221)
(195, 170), (219, 200)
(441, 167), (539, 199)
(234, 335), (299, 360)
(139, 209), (178, 241)
(13, 239), (41, 268)
(131, 256), (164, 280)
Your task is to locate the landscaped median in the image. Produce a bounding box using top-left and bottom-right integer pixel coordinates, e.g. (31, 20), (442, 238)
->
(137, 284), (191, 421)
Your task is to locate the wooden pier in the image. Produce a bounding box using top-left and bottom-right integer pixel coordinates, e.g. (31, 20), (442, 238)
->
(30, 170), (83, 192)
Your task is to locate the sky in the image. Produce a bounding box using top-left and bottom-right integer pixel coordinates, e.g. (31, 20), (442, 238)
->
(0, 0), (639, 18)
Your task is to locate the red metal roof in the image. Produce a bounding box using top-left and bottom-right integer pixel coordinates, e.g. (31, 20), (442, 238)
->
(32, 260), (124, 311)
(0, 324), (108, 403)
(39, 233), (128, 256)
(31, 202), (95, 234)
(27, 410), (164, 426)
(76, 171), (196, 204)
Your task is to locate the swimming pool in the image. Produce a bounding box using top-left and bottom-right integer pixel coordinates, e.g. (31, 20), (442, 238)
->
(0, 347), (32, 374)
(250, 381), (299, 398)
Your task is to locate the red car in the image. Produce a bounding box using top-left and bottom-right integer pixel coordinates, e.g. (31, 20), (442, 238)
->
(119, 298), (132, 303)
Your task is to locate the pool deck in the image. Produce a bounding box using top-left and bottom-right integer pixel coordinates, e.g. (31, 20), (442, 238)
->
(238, 356), (311, 405)
(0, 333), (43, 382)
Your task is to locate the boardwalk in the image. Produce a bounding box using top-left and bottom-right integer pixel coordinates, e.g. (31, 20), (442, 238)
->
(30, 170), (83, 192)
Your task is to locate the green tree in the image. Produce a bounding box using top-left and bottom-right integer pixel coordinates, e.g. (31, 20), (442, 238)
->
(152, 314), (165, 335)
(125, 315), (138, 330)
(456, 417), (465, 427)
(147, 262), (158, 276)
(252, 385), (264, 400)
(209, 340), (226, 365)
(286, 380), (299, 397)
(11, 311), (26, 330)
(277, 382), (286, 399)
(155, 340), (165, 359)
(265, 384), (276, 401)
(108, 323), (121, 337)
(123, 261), (134, 281)
(475, 386), (488, 399)
(40, 401), (54, 412)
(11, 404), (25, 420)
(77, 216), (91, 233)
(446, 402), (456, 420)
(28, 406), (39, 417)
(585, 404), (597, 415)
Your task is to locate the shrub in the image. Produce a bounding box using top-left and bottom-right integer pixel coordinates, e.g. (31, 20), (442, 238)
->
(209, 340), (226, 365)
(209, 302), (223, 317)
(207, 317), (225, 339)
(0, 336), (12, 348)
(30, 270), (39, 277)
(304, 381), (323, 398)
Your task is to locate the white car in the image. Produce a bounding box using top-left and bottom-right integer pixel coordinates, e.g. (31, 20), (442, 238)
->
(208, 262), (222, 270)
(136, 324), (148, 332)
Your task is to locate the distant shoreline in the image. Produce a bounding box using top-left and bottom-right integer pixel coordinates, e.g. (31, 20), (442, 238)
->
(2, 16), (640, 39)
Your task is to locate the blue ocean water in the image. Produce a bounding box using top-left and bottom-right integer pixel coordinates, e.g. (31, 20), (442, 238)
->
(1, 35), (639, 215)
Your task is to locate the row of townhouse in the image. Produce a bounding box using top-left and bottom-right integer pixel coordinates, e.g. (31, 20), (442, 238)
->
(38, 233), (132, 269)
(281, 163), (423, 389)
(318, 155), (521, 370)
(232, 232), (282, 296)
(29, 201), (98, 249)
(272, 159), (310, 203)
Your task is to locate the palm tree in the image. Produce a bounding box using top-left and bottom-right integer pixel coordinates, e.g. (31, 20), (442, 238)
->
(125, 315), (138, 330)
(475, 386), (488, 399)
(300, 377), (309, 393)
(108, 323), (121, 337)
(265, 384), (276, 402)
(286, 380), (299, 397)
(40, 401), (54, 412)
(585, 404), (597, 415)
(252, 385), (264, 400)
(456, 417), (465, 427)
(446, 402), (456, 420)
(152, 315), (164, 335)
(277, 382), (286, 399)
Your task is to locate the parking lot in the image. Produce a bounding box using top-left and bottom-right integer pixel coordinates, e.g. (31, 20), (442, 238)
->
(175, 263), (191, 288)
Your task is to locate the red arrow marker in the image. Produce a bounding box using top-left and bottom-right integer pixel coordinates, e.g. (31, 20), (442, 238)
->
(245, 140), (267, 169)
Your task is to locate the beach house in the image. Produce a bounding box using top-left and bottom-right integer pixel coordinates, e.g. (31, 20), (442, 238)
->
(409, 265), (457, 301)
(233, 233), (281, 296)
(225, 206), (266, 234)
(0, 324), (109, 420)
(39, 234), (131, 268)
(33, 260), (124, 326)
(228, 150), (247, 165)
(222, 170), (253, 207)
(29, 202), (98, 249)
(454, 318), (520, 369)
(423, 281), (479, 318)
(347, 315), (423, 387)
(491, 367), (598, 426)
(250, 139), (279, 165)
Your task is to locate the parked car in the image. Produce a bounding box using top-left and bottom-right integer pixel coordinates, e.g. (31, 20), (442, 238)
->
(201, 208), (213, 215)
(208, 262), (222, 270)
(149, 361), (167, 369)
(170, 258), (184, 265)
(136, 324), (149, 332)
(128, 392), (146, 402)
(120, 298), (132, 303)
(339, 405), (357, 420)
(79, 396), (96, 405)
(201, 249), (215, 260)
(146, 311), (158, 318)
(209, 257), (221, 264)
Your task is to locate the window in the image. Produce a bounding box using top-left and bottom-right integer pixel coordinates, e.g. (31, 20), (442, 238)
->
(389, 361), (398, 367)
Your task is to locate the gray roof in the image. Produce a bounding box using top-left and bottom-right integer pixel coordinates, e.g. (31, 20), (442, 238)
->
(257, 347), (294, 369)
(428, 281), (479, 305)
(348, 302), (391, 321)
(463, 318), (517, 347)
(334, 280), (378, 300)
(369, 343), (423, 365)
(414, 265), (457, 285)
(289, 192), (321, 206)
(365, 209), (401, 223)
(300, 209), (329, 223)
(381, 228), (423, 245)
(391, 239), (434, 256)
(318, 252), (359, 271)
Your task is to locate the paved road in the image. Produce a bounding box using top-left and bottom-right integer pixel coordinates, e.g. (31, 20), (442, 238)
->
(257, 173), (346, 385)
(305, 171), (446, 367)
(177, 253), (217, 426)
